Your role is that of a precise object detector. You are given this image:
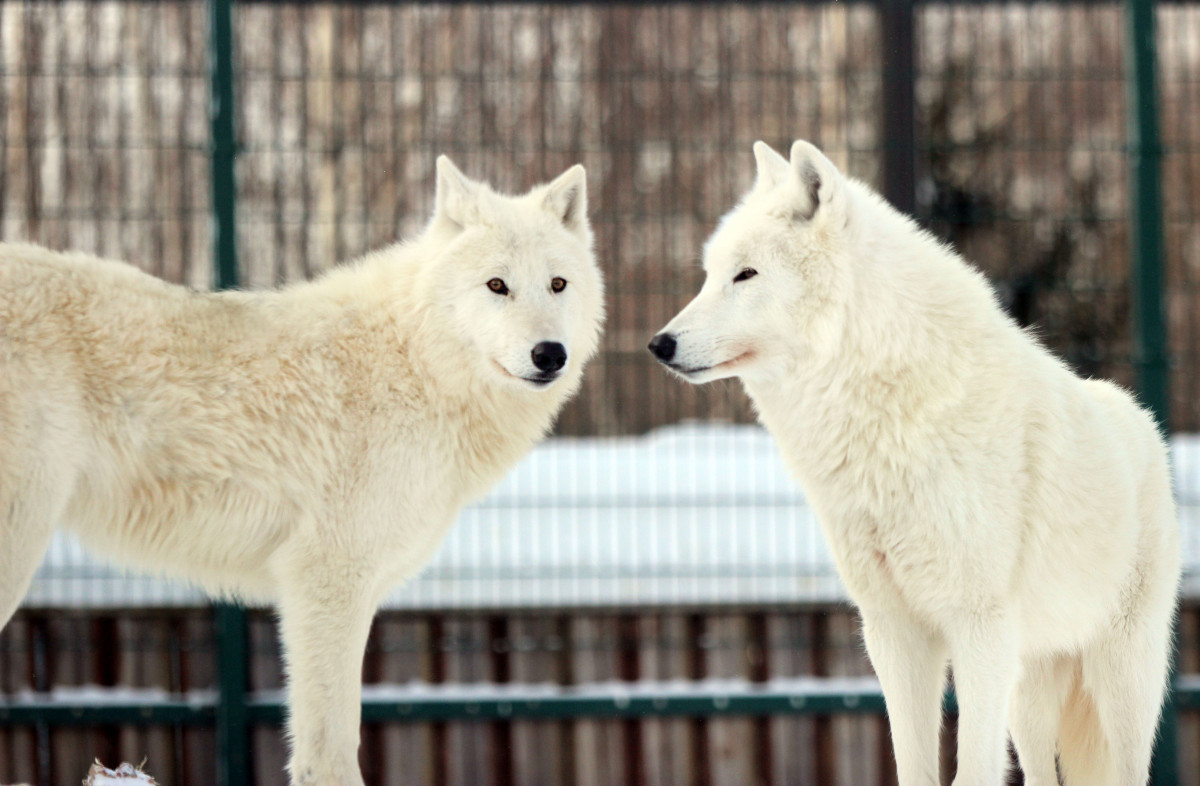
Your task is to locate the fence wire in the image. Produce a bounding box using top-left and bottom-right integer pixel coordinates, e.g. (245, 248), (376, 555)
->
(1, 2), (1199, 784)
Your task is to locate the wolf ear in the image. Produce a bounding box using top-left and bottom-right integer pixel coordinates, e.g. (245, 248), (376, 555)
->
(752, 141), (790, 194)
(435, 155), (479, 229)
(543, 164), (588, 238)
(788, 140), (843, 222)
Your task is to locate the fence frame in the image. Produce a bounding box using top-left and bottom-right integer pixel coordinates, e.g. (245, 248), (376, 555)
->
(0, 0), (1188, 784)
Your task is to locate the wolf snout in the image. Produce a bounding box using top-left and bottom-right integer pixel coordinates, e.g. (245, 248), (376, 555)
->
(647, 333), (676, 363)
(531, 341), (568, 373)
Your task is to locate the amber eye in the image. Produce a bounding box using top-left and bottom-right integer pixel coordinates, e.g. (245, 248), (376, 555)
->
(733, 268), (758, 283)
(550, 277), (567, 293)
(487, 278), (509, 295)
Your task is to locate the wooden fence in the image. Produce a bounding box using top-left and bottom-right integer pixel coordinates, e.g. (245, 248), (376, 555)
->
(4, 604), (1200, 786)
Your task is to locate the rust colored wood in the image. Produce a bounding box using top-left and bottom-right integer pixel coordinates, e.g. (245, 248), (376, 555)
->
(686, 613), (711, 786)
(617, 615), (645, 786)
(430, 616), (449, 786)
(748, 613), (772, 786)
(488, 616), (514, 786)
(13, 605), (1200, 785)
(361, 622), (385, 786)
(570, 615), (627, 786)
(442, 618), (496, 786)
(877, 714), (899, 786)
(510, 615), (568, 786)
(378, 616), (436, 786)
(810, 611), (836, 786)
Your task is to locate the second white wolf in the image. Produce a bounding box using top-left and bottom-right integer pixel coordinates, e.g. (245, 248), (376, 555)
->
(0, 158), (604, 786)
(650, 140), (1179, 786)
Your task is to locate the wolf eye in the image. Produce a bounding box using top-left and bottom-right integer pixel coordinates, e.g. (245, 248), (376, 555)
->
(487, 278), (509, 295)
(733, 268), (758, 283)
(550, 277), (567, 293)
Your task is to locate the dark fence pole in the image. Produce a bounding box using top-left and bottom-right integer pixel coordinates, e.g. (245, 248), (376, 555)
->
(880, 0), (916, 216)
(214, 604), (250, 786)
(1127, 0), (1169, 429)
(1123, 0), (1171, 429)
(1125, 1), (1176, 783)
(211, 0), (239, 293)
(208, 0), (248, 784)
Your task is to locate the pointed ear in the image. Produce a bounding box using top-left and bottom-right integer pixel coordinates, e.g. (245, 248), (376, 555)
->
(543, 164), (588, 237)
(789, 140), (843, 222)
(435, 155), (479, 228)
(752, 141), (790, 194)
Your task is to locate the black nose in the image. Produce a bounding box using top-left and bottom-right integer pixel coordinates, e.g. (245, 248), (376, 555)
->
(531, 341), (567, 373)
(648, 333), (677, 362)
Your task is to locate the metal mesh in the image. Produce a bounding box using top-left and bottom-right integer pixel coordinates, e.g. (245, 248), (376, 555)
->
(0, 0), (1197, 617)
(0, 0), (211, 286)
(231, 2), (883, 436)
(2, 3), (1200, 784)
(1162, 4), (1200, 428)
(916, 4), (1133, 386)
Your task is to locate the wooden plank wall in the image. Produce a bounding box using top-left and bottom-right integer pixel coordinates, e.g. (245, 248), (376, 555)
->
(1, 2), (1199, 783)
(0, 611), (215, 785)
(0, 0), (211, 288)
(5, 605), (1200, 785)
(0, 0), (884, 438)
(3, 1), (1175, 429)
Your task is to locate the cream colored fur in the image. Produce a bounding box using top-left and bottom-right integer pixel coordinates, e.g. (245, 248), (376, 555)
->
(652, 140), (1179, 786)
(0, 157), (604, 786)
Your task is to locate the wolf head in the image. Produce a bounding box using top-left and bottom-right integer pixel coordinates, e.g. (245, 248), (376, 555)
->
(648, 140), (853, 384)
(419, 156), (605, 393)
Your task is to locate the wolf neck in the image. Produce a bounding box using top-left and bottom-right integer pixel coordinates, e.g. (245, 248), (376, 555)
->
(743, 192), (1011, 483)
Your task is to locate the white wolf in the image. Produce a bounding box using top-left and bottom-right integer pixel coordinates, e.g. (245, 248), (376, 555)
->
(0, 157), (604, 786)
(650, 140), (1179, 786)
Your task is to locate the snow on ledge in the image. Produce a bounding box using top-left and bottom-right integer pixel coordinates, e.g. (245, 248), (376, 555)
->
(21, 424), (1200, 610)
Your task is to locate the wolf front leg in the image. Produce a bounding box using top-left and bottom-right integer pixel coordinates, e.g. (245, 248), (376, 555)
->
(946, 610), (1020, 786)
(861, 610), (947, 786)
(275, 565), (380, 786)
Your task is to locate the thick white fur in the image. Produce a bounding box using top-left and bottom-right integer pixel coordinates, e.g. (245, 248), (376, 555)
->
(0, 157), (604, 786)
(653, 140), (1180, 785)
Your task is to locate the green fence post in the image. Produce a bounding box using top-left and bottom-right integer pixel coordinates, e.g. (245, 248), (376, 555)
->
(879, 0), (916, 217)
(1127, 0), (1169, 428)
(210, 0), (239, 294)
(214, 603), (250, 786)
(209, 0), (247, 783)
(1125, 1), (1175, 784)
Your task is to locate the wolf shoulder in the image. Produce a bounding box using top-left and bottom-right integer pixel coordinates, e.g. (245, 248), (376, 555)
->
(0, 242), (242, 347)
(0, 243), (429, 439)
(0, 242), (356, 368)
(1002, 319), (1168, 486)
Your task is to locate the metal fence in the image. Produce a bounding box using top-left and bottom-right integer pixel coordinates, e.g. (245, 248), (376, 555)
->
(1, 0), (1199, 784)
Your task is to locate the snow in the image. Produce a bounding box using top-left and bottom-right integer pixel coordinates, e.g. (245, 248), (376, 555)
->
(3, 680), (886, 720)
(352, 676), (884, 702)
(5, 686), (215, 707)
(21, 423), (1200, 609)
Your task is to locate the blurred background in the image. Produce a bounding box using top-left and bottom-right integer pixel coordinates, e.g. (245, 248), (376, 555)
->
(0, 1), (1199, 784)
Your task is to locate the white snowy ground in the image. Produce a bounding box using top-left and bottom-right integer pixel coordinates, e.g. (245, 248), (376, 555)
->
(22, 424), (1200, 609)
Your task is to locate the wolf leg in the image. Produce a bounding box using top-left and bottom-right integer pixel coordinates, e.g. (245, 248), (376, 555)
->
(276, 563), (379, 786)
(1008, 655), (1070, 786)
(947, 610), (1019, 786)
(0, 456), (69, 627)
(0, 508), (57, 628)
(1074, 555), (1176, 786)
(861, 610), (947, 786)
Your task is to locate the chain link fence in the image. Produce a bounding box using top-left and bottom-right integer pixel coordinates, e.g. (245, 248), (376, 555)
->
(1, 2), (1199, 785)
